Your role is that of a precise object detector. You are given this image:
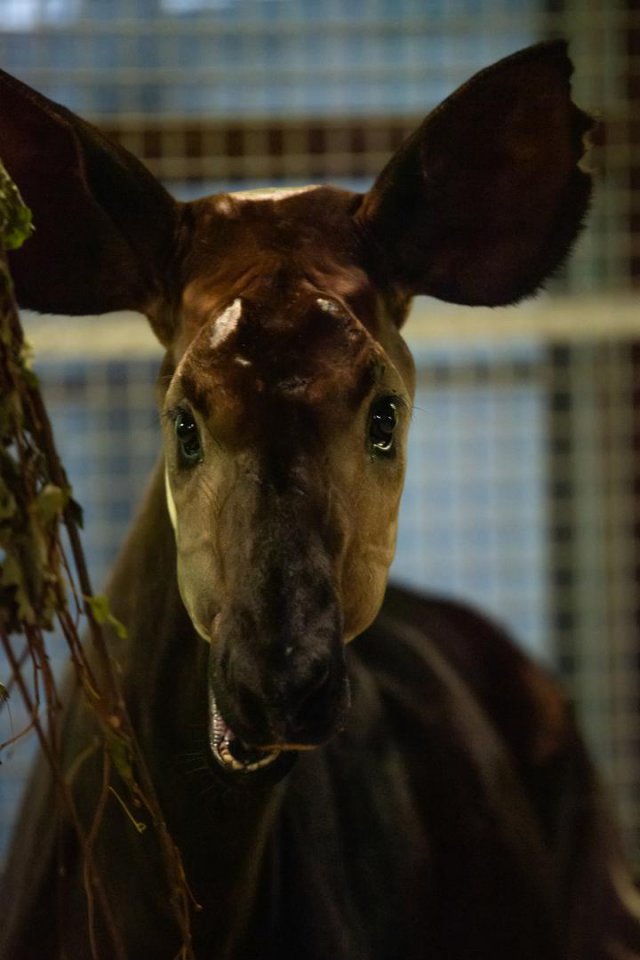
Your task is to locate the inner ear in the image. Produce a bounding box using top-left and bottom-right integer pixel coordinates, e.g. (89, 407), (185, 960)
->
(356, 41), (594, 309)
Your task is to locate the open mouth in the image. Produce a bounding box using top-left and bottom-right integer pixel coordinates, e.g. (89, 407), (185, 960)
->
(205, 621), (350, 777)
(208, 690), (283, 774)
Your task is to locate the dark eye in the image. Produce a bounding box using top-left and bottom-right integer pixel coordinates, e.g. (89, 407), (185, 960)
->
(369, 397), (398, 454)
(175, 409), (203, 466)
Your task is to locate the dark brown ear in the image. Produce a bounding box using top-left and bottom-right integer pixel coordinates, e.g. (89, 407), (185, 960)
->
(356, 41), (594, 308)
(0, 68), (180, 343)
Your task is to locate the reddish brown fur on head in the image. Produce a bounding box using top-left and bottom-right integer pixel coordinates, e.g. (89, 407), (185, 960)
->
(0, 41), (593, 766)
(162, 239), (414, 752)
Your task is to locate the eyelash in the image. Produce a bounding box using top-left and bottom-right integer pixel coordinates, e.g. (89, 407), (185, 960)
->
(166, 406), (203, 466)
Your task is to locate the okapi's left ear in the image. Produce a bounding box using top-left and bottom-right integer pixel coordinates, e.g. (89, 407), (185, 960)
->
(356, 41), (594, 308)
(0, 68), (180, 341)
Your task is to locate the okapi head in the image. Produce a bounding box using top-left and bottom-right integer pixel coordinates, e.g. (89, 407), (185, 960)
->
(0, 42), (592, 776)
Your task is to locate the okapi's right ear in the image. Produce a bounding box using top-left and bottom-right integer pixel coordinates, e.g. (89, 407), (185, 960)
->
(0, 68), (180, 344)
(356, 41), (594, 308)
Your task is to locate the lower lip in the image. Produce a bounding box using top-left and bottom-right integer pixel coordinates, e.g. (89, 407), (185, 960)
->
(209, 693), (283, 774)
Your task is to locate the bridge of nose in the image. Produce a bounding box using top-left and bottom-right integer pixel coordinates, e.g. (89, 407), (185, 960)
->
(214, 522), (347, 745)
(208, 461), (349, 729)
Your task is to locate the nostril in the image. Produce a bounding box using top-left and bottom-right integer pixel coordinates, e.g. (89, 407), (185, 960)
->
(232, 680), (269, 734)
(286, 661), (336, 738)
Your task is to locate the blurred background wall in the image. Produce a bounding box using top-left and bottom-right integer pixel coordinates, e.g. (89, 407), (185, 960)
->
(0, 0), (638, 868)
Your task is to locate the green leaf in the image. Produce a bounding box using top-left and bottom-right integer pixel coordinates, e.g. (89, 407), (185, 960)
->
(35, 484), (67, 528)
(0, 160), (34, 252)
(105, 726), (135, 785)
(86, 594), (128, 641)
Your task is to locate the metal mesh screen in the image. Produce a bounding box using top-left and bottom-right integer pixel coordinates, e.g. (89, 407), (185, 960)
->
(1, 0), (638, 867)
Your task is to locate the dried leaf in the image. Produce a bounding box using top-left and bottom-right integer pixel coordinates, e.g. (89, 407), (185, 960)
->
(0, 552), (35, 623)
(0, 483), (16, 522)
(68, 496), (84, 530)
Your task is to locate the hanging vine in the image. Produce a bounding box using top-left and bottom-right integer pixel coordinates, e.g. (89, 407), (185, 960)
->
(0, 160), (195, 960)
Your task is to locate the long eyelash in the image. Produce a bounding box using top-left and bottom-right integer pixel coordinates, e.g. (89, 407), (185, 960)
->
(390, 393), (411, 413)
(161, 405), (185, 425)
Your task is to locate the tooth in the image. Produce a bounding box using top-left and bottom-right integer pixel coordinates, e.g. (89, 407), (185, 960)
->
(209, 685), (283, 773)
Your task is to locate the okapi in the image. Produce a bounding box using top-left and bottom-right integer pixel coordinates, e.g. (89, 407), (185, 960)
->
(1, 40), (639, 960)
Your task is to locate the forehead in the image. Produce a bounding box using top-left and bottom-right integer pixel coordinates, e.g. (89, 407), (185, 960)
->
(179, 185), (379, 331)
(178, 291), (383, 418)
(168, 184), (414, 424)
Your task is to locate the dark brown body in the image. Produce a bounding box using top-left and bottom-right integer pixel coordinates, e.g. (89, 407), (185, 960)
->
(1, 41), (639, 960)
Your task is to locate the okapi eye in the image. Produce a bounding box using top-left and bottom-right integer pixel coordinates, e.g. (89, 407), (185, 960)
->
(369, 397), (398, 454)
(174, 409), (203, 466)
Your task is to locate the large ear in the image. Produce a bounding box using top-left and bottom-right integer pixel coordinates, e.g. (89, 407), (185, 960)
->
(356, 41), (594, 307)
(0, 68), (181, 342)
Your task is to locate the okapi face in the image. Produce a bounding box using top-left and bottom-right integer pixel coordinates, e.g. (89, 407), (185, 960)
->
(0, 41), (592, 775)
(161, 187), (416, 769)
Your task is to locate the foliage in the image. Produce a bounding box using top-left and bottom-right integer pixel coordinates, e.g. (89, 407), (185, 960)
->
(0, 162), (32, 252)
(0, 160), (194, 960)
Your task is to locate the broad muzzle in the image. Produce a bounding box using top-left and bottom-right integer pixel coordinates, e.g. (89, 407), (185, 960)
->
(207, 569), (350, 774)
